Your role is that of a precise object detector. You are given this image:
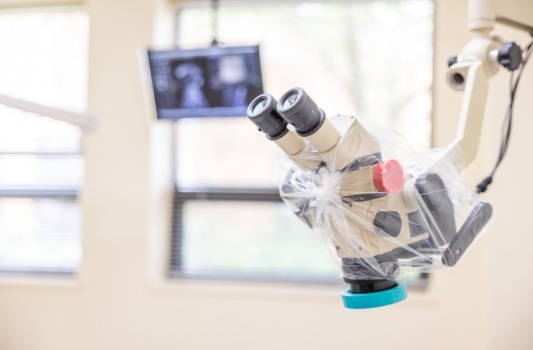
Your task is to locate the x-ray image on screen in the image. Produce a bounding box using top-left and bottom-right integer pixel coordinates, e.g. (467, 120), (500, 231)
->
(147, 45), (263, 119)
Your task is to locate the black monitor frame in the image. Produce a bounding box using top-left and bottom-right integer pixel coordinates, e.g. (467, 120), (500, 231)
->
(147, 45), (263, 120)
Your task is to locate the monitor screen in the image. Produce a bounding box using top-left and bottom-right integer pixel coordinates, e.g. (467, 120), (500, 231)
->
(147, 45), (263, 119)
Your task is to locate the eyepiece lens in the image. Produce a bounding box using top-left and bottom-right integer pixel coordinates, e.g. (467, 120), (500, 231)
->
(282, 92), (300, 109)
(252, 98), (268, 114)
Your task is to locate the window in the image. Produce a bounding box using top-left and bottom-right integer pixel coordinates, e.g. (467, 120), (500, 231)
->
(171, 0), (433, 283)
(0, 9), (89, 274)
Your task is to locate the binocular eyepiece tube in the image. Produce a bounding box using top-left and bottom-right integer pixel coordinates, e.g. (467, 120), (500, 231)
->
(276, 87), (325, 136)
(247, 93), (306, 157)
(247, 87), (341, 157)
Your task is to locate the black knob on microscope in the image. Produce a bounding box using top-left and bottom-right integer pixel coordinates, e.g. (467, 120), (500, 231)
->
(498, 42), (523, 71)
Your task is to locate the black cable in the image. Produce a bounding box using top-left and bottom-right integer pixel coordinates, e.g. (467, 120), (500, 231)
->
(476, 36), (533, 193)
(211, 0), (220, 46)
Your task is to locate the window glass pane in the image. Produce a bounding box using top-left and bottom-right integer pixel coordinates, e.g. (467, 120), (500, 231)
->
(0, 155), (82, 189)
(175, 201), (339, 280)
(0, 10), (88, 112)
(0, 11), (87, 153)
(0, 106), (81, 153)
(0, 198), (81, 274)
(178, 1), (433, 145)
(176, 118), (280, 188)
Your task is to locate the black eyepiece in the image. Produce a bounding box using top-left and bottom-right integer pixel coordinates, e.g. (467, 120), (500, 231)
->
(276, 87), (324, 136)
(247, 94), (288, 140)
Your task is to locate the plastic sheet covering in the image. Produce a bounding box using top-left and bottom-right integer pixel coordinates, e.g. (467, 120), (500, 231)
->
(279, 114), (493, 282)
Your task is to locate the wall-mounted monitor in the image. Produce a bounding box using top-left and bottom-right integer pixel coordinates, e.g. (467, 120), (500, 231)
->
(147, 45), (263, 119)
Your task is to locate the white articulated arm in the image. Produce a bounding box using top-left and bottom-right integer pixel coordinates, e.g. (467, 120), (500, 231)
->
(436, 0), (499, 172)
(441, 0), (532, 173)
(0, 94), (95, 132)
(455, 62), (489, 167)
(469, 0), (495, 32)
(436, 60), (490, 171)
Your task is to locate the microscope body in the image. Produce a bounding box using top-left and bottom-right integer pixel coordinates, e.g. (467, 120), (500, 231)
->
(247, 87), (493, 308)
(283, 116), (423, 259)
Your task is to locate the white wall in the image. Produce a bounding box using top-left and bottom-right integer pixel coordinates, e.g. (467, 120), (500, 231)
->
(0, 0), (532, 349)
(482, 27), (533, 350)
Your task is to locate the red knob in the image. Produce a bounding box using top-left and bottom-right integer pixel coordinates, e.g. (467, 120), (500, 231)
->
(373, 159), (404, 193)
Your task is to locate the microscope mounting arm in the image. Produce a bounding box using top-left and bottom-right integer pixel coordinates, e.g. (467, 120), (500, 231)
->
(439, 0), (532, 173)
